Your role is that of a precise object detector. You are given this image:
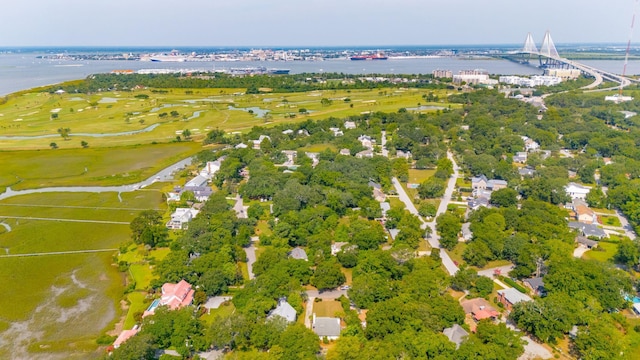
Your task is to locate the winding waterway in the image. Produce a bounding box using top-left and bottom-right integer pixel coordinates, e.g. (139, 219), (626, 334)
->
(0, 123), (161, 140)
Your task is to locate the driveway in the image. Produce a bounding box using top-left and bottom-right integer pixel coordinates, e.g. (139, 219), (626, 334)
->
(477, 264), (515, 279)
(305, 289), (347, 299)
(573, 244), (590, 258)
(243, 236), (258, 280)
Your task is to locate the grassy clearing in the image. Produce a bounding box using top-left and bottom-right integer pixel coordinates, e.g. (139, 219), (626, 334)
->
(124, 292), (149, 329)
(313, 300), (345, 318)
(447, 242), (468, 266)
(407, 169), (436, 184)
(601, 215), (622, 227)
(592, 207), (616, 215)
(583, 241), (618, 262)
(342, 267), (353, 285)
(0, 87), (460, 150)
(0, 142), (201, 191)
(299, 143), (337, 152)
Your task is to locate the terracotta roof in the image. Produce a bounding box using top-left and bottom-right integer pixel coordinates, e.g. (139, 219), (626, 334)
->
(113, 327), (139, 348)
(161, 279), (195, 310)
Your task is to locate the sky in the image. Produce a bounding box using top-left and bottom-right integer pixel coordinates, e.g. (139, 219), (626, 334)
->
(0, 0), (636, 47)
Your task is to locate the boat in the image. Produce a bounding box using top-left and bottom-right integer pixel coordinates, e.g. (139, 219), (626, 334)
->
(350, 53), (388, 61)
(149, 50), (187, 62)
(228, 66), (290, 75)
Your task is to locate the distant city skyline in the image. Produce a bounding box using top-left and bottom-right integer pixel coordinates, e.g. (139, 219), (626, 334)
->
(0, 0), (635, 47)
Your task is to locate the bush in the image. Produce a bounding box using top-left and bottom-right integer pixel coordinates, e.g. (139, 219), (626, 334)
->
(96, 334), (116, 345)
(502, 277), (528, 294)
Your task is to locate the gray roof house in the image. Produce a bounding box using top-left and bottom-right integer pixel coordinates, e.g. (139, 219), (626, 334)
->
(289, 247), (308, 261)
(497, 288), (532, 310)
(312, 315), (341, 340)
(523, 277), (546, 296)
(268, 298), (297, 323)
(569, 222), (607, 239)
(443, 324), (468, 349)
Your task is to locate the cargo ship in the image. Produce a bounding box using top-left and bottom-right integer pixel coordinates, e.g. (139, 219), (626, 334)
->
(350, 53), (388, 60)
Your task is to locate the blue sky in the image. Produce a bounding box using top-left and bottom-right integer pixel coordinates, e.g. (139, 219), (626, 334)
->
(0, 0), (635, 46)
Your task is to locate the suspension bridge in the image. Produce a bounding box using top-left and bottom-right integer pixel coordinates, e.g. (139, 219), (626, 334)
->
(503, 31), (635, 90)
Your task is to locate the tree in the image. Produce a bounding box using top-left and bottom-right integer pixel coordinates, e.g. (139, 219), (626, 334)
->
(57, 127), (71, 140)
(130, 210), (167, 247)
(418, 202), (437, 218)
(49, 142), (58, 149)
(489, 188), (518, 208)
(614, 238), (639, 268)
(436, 213), (462, 250)
(80, 140), (89, 148)
(110, 334), (156, 360)
(321, 98), (333, 107)
(419, 177), (446, 199)
(182, 128), (192, 139)
(310, 259), (345, 291)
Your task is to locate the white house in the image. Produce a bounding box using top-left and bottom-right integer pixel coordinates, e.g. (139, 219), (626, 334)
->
(565, 182), (591, 200)
(312, 314), (341, 340)
(344, 121), (357, 129)
(268, 298), (297, 323)
(166, 208), (199, 229)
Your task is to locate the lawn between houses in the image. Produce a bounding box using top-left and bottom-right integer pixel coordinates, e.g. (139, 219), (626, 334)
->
(0, 190), (166, 358)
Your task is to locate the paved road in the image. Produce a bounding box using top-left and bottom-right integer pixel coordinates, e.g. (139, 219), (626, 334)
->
(391, 150), (460, 275)
(305, 289), (348, 299)
(477, 264), (515, 279)
(304, 296), (315, 328)
(244, 237), (258, 280)
(614, 209), (637, 240)
(380, 130), (389, 158)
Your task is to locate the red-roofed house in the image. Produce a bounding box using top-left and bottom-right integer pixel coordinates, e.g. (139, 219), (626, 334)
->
(461, 298), (500, 322)
(113, 326), (139, 348)
(143, 279), (195, 317)
(161, 279), (195, 310)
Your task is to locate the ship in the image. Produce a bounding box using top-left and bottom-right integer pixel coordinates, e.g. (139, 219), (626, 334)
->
(350, 53), (388, 61)
(149, 50), (187, 62)
(229, 66), (290, 75)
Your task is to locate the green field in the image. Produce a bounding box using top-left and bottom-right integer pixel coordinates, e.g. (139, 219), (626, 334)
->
(313, 300), (345, 318)
(0, 142), (201, 191)
(0, 190), (166, 358)
(583, 241), (618, 262)
(0, 87), (459, 150)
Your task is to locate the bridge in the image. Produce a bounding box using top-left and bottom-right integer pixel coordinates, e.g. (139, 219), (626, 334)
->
(504, 31), (634, 90)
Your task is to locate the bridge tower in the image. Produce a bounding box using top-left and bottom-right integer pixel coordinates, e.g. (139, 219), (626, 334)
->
(519, 33), (539, 64)
(538, 30), (563, 68)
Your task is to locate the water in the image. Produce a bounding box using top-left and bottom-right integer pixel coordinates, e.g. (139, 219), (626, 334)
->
(228, 105), (270, 118)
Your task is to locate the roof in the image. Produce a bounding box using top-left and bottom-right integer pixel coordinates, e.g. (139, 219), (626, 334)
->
(576, 236), (599, 247)
(569, 222), (606, 238)
(313, 316), (341, 337)
(380, 202), (391, 213)
(461, 222), (472, 238)
(497, 288), (532, 305)
(460, 298), (499, 320)
(113, 327), (139, 348)
(518, 167), (535, 177)
(289, 247), (308, 261)
(388, 228), (400, 241)
(472, 175), (489, 185)
(161, 279), (195, 310)
(443, 324), (468, 348)
(268, 299), (297, 323)
(523, 277), (545, 292)
(185, 175), (208, 188)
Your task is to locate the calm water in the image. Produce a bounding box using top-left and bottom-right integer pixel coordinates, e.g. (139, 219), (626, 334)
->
(0, 52), (637, 96)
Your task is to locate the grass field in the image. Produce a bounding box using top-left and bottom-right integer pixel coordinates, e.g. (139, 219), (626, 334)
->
(313, 300), (345, 318)
(0, 190), (166, 357)
(0, 142), (201, 191)
(583, 241), (618, 262)
(0, 87), (460, 150)
(601, 215), (622, 227)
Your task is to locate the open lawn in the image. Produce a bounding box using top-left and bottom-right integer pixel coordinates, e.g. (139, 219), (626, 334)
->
(448, 242), (468, 266)
(583, 241), (618, 262)
(601, 215), (622, 227)
(0, 142), (201, 191)
(0, 190), (165, 357)
(313, 300), (345, 318)
(0, 87), (460, 150)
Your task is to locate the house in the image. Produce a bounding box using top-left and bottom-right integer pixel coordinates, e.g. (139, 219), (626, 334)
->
(268, 298), (297, 323)
(166, 208), (199, 229)
(565, 182), (592, 200)
(252, 135), (271, 149)
(369, 180), (385, 202)
(344, 121), (357, 129)
(185, 175), (208, 188)
(358, 135), (375, 149)
(460, 222), (473, 241)
(576, 236), (599, 249)
(305, 152), (320, 167)
(380, 202), (391, 217)
(298, 129), (310, 137)
(569, 222), (607, 239)
(513, 152), (528, 164)
(388, 228), (400, 241)
(339, 148), (351, 156)
(331, 242), (349, 256)
(521, 136), (540, 151)
(282, 129), (294, 135)
(396, 150), (412, 159)
(199, 157), (225, 179)
(289, 247), (308, 261)
(575, 203), (597, 224)
(181, 185), (213, 202)
(497, 288), (532, 311)
(443, 324), (468, 349)
(460, 298), (500, 321)
(235, 143), (248, 149)
(143, 280), (195, 317)
(312, 314), (341, 340)
(487, 179), (507, 191)
(282, 150), (297, 166)
(329, 127), (344, 137)
(468, 196), (490, 211)
(356, 150), (374, 159)
(518, 167), (535, 178)
(113, 326), (139, 348)
(523, 277), (546, 296)
(160, 280), (195, 310)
